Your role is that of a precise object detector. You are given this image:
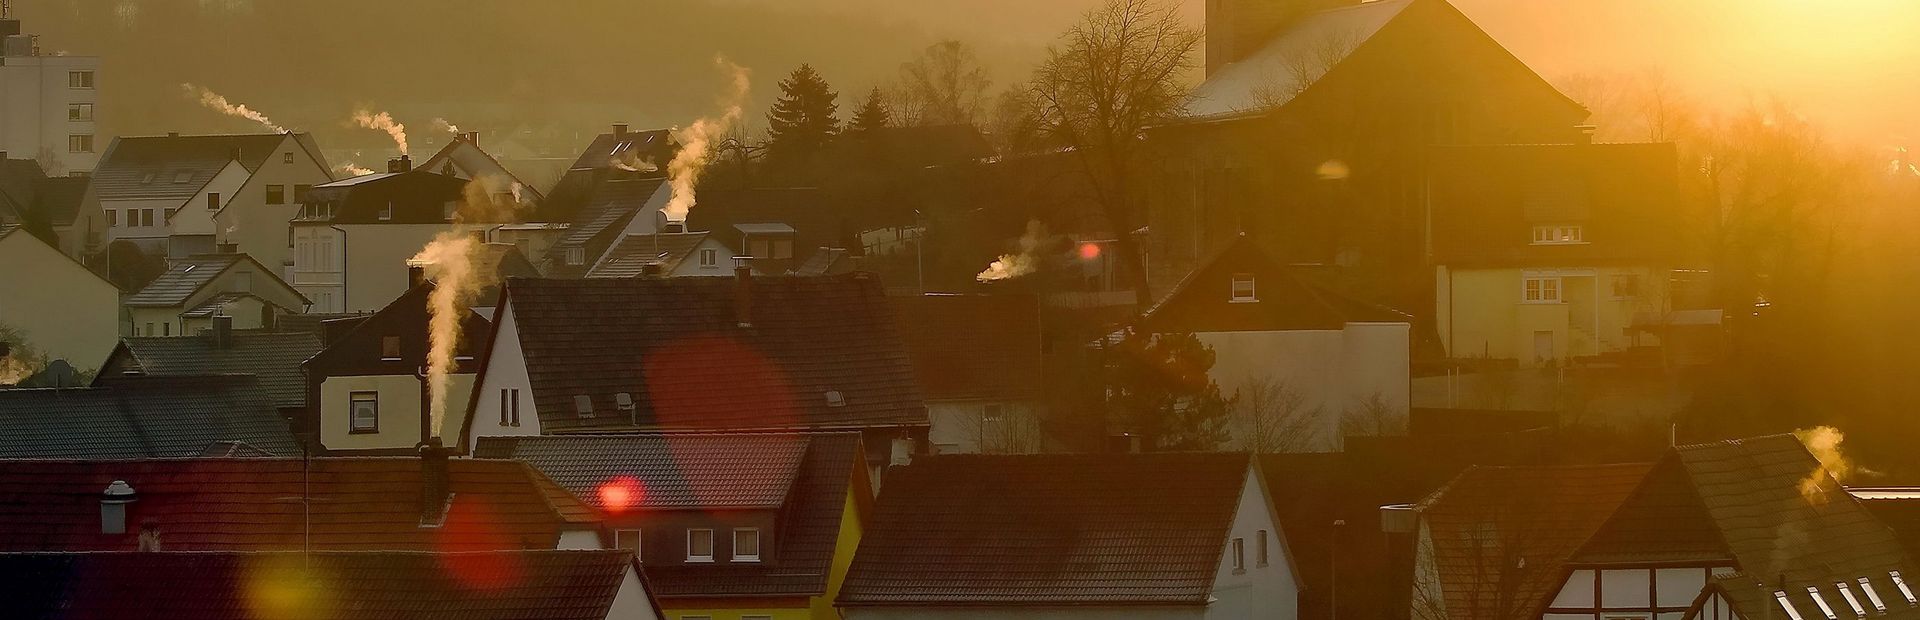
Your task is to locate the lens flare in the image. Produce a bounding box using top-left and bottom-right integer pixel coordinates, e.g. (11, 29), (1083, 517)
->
(598, 476), (644, 514)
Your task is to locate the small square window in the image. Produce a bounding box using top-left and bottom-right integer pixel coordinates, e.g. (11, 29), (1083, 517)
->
(378, 202), (393, 221)
(173, 170), (193, 184)
(283, 152), (295, 164)
(733, 528), (760, 562)
(773, 239), (793, 260)
(207, 192), (221, 211)
(614, 529), (641, 561)
(381, 335), (402, 360)
(349, 392), (379, 433)
(266, 185), (285, 205)
(687, 529), (714, 562)
(566, 247), (586, 266)
(105, 210), (117, 227)
(141, 172), (156, 185)
(1230, 273), (1257, 302)
(141, 209), (154, 227)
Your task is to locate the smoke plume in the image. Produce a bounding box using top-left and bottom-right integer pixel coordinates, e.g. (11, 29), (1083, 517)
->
(182, 84), (285, 133)
(409, 179), (526, 437)
(662, 56), (752, 222)
(1793, 425), (1859, 502)
(977, 220), (1054, 282)
(431, 118), (460, 135)
(609, 150), (658, 173)
(335, 162), (375, 177)
(353, 108), (409, 155)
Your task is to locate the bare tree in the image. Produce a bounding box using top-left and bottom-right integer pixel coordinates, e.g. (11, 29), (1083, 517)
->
(896, 40), (992, 127)
(958, 405), (1047, 454)
(1027, 0), (1202, 308)
(1251, 27), (1363, 108)
(1231, 376), (1322, 453)
(1340, 391), (1406, 438)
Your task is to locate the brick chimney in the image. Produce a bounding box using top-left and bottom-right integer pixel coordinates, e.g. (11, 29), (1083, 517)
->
(388, 154), (412, 173)
(1206, 0), (1360, 76)
(733, 259), (754, 328)
(418, 437), (453, 526)
(408, 265), (427, 289)
(613, 123), (629, 139)
(210, 315), (234, 349)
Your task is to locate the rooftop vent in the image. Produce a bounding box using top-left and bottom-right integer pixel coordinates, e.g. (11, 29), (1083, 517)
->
(615, 392), (634, 411)
(100, 480), (136, 534)
(574, 394), (594, 418)
(824, 390), (846, 408)
(1379, 503), (1419, 534)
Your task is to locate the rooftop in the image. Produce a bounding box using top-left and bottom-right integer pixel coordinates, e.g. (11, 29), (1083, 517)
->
(0, 375), (299, 458)
(100, 329), (324, 410)
(889, 293), (1043, 401)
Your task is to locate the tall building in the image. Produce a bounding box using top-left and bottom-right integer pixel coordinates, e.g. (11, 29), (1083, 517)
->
(0, 8), (100, 176)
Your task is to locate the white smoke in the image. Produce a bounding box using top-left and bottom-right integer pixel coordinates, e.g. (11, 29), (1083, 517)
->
(182, 84), (284, 133)
(663, 56), (752, 222)
(353, 108), (409, 155)
(431, 117), (460, 135)
(977, 220), (1055, 282)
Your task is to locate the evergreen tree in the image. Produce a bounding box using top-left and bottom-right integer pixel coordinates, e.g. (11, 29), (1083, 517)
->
(1049, 328), (1233, 452)
(849, 87), (891, 132)
(765, 64), (840, 166)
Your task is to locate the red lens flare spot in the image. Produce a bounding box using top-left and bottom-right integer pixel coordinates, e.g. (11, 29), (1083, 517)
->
(1078, 242), (1102, 260)
(598, 476), (643, 514)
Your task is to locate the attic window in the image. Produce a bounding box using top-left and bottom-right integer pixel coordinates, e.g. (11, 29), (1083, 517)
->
(173, 170), (192, 184)
(1531, 224), (1585, 245)
(574, 394), (594, 418)
(1859, 578), (1889, 612)
(565, 247), (585, 266)
(1808, 586), (1839, 620)
(1776, 591), (1807, 620)
(1835, 582), (1867, 619)
(140, 172), (156, 184)
(1891, 571), (1917, 605)
(1230, 273), (1257, 302)
(824, 390), (846, 408)
(381, 336), (401, 360)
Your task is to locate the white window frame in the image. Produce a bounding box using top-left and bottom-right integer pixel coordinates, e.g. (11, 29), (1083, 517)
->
(283, 152), (295, 164)
(1230, 273), (1257, 303)
(699, 248), (717, 268)
(1231, 537), (1246, 573)
(349, 392), (378, 433)
(687, 529), (714, 563)
(67, 103), (93, 122)
(378, 201), (393, 221)
(566, 246), (586, 266)
(68, 70), (94, 89)
(1531, 223), (1586, 245)
(1523, 275), (1562, 304)
(732, 528), (761, 563)
(68, 134), (93, 153)
(499, 388), (521, 427)
(614, 528), (641, 561)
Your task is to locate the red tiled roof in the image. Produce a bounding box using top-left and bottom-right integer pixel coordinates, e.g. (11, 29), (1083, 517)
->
(2, 549), (641, 620)
(890, 293), (1043, 401)
(495, 274), (925, 433)
(838, 453), (1249, 606)
(1417, 463), (1653, 619)
(0, 458), (598, 552)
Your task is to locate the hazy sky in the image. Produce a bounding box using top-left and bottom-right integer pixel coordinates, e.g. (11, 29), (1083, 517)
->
(14, 0), (1915, 155)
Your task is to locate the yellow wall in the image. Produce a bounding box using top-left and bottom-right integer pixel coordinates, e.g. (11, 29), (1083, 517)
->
(1440, 266), (1667, 364)
(319, 373), (474, 451)
(0, 232), (119, 370)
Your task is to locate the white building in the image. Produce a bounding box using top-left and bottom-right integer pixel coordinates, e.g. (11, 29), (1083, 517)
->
(92, 132), (331, 267)
(0, 12), (99, 176)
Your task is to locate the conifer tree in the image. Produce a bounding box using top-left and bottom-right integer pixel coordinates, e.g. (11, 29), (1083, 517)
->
(765, 64), (840, 165)
(849, 87), (890, 132)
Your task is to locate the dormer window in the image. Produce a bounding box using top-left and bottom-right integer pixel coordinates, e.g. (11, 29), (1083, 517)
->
(700, 248), (718, 268)
(173, 170), (192, 184)
(380, 336), (401, 360)
(732, 528), (760, 562)
(687, 529), (714, 563)
(1531, 224), (1585, 245)
(1230, 273), (1257, 303)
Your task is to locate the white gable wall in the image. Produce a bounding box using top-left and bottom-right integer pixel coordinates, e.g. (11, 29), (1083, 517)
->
(841, 607), (1203, 620)
(1207, 465), (1298, 620)
(462, 296), (540, 452)
(216, 134), (335, 275)
(166, 160), (250, 238)
(605, 563), (664, 620)
(665, 237), (736, 277)
(1199, 322), (1410, 452)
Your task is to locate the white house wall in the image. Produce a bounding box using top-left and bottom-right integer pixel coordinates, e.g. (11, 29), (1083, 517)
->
(1198, 324), (1410, 452)
(0, 232), (118, 370)
(463, 297), (541, 452)
(926, 399), (1043, 454)
(216, 135), (335, 274)
(607, 564), (665, 620)
(841, 607), (1204, 620)
(665, 238), (737, 277)
(1206, 466), (1298, 620)
(166, 160), (249, 238)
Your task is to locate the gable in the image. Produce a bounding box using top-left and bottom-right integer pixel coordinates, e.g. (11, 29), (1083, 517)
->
(1141, 235), (1405, 333)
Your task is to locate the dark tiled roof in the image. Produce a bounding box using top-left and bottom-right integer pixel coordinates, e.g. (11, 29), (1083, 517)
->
(0, 549), (639, 620)
(94, 133), (291, 200)
(476, 433), (864, 598)
(1573, 456), (1733, 564)
(179, 291), (274, 318)
(123, 253), (245, 307)
(1140, 234), (1408, 333)
(1185, 0), (1412, 119)
(1710, 567), (1920, 620)
(838, 453), (1249, 606)
(101, 330), (323, 409)
(547, 177), (666, 276)
(0, 158), (45, 217)
(497, 274), (924, 433)
(890, 293), (1042, 401)
(33, 175), (90, 226)
(789, 246), (854, 276)
(0, 457), (597, 552)
(1417, 463), (1653, 619)
(0, 375), (299, 458)
(568, 129), (676, 171)
(587, 232), (716, 278)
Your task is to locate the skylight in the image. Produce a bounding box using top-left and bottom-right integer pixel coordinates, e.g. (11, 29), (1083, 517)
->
(173, 170), (192, 184)
(1835, 582), (1866, 618)
(1778, 591), (1807, 620)
(1859, 577), (1888, 613)
(1807, 586), (1838, 620)
(1891, 571), (1916, 605)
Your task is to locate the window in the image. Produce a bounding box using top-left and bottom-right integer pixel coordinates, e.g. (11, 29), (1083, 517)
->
(293, 184), (312, 203)
(1835, 582), (1867, 619)
(105, 209), (117, 227)
(349, 392), (379, 433)
(1776, 591), (1808, 620)
(141, 209), (154, 227)
(1231, 537), (1246, 573)
(381, 336), (402, 360)
(699, 248), (717, 267)
(733, 528), (760, 562)
(751, 239), (770, 259)
(1256, 530), (1269, 567)
(207, 192), (221, 211)
(161, 323), (170, 336)
(68, 70), (94, 89)
(67, 103), (94, 121)
(68, 134), (93, 153)
(1523, 276), (1562, 303)
(442, 201), (457, 221)
(773, 239), (793, 260)
(1859, 577), (1888, 613)
(143, 323), (153, 336)
(687, 529), (714, 562)
(378, 201), (393, 221)
(1611, 273), (1641, 299)
(1531, 224), (1585, 245)
(282, 152), (295, 164)
(614, 529), (641, 561)
(565, 247), (585, 266)
(266, 185), (285, 205)
(1231, 273), (1257, 302)
(141, 172), (156, 185)
(499, 388), (521, 426)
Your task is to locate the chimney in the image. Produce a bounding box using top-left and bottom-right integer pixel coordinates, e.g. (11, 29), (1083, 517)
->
(418, 437), (452, 526)
(389, 154), (412, 173)
(639, 262), (663, 278)
(461, 131), (479, 146)
(1380, 503), (1421, 620)
(889, 436), (915, 466)
(216, 241), (238, 254)
(211, 315), (234, 349)
(661, 219), (686, 234)
(100, 480), (136, 534)
(613, 123), (629, 139)
(229, 146), (243, 162)
(408, 265), (427, 289)
(1575, 124), (1597, 145)
(733, 259), (754, 328)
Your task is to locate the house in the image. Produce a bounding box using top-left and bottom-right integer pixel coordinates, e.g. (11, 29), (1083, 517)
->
(1146, 0), (1590, 300)
(93, 132), (331, 265)
(586, 230), (736, 279)
(0, 454), (601, 551)
(0, 374), (299, 458)
(303, 281), (491, 455)
(891, 293), (1045, 454)
(790, 247), (857, 277)
(542, 176), (668, 277)
(476, 432), (871, 620)
(0, 157), (106, 261)
(290, 157), (505, 312)
(836, 453), (1296, 619)
(121, 251), (308, 336)
(0, 12), (100, 175)
(461, 272), (927, 469)
(1138, 233), (1411, 451)
(0, 549), (664, 620)
(1429, 142), (1697, 366)
(417, 130), (546, 205)
(1407, 434), (1920, 620)
(95, 321), (323, 421)
(494, 221), (572, 269)
(686, 188), (853, 276)
(0, 223), (118, 372)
